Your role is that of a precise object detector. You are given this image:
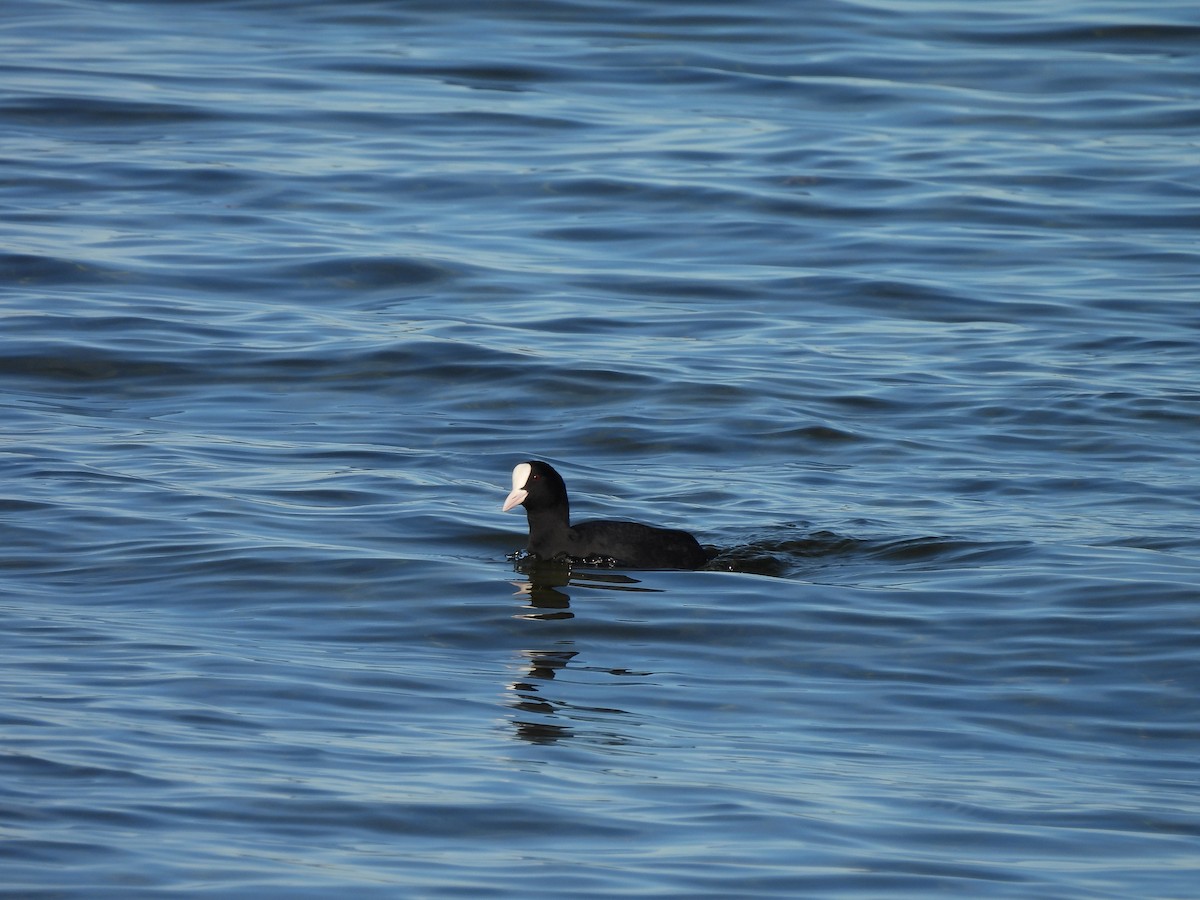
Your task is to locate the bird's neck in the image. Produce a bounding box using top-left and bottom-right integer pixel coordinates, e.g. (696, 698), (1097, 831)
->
(524, 504), (571, 554)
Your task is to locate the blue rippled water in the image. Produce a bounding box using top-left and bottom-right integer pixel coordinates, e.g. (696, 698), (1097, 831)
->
(3, 1), (1199, 896)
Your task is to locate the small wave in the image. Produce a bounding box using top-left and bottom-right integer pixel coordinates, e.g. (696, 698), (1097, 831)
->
(707, 530), (1030, 579)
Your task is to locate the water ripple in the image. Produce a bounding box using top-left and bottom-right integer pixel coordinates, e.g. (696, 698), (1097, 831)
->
(3, 0), (1199, 896)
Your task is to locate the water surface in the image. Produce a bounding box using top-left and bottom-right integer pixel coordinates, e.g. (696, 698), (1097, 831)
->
(3, 0), (1199, 896)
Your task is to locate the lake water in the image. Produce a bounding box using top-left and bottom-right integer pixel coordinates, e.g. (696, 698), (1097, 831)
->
(3, 0), (1199, 896)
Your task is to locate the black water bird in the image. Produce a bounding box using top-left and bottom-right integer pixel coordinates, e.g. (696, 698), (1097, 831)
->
(502, 460), (709, 569)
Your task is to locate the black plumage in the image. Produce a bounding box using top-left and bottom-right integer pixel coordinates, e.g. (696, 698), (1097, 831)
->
(502, 460), (708, 569)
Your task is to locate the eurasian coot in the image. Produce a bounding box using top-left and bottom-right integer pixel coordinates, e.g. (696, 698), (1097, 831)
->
(502, 460), (708, 569)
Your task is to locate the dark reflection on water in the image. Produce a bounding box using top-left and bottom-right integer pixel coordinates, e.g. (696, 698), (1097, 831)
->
(508, 648), (581, 745)
(506, 561), (583, 745)
(505, 561), (681, 747)
(510, 556), (665, 602)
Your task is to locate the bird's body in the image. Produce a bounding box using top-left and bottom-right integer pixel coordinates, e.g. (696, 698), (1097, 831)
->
(502, 460), (709, 569)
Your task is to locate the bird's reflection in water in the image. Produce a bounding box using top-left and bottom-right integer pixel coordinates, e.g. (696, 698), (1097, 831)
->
(505, 558), (660, 745)
(509, 556), (662, 621)
(509, 648), (579, 744)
